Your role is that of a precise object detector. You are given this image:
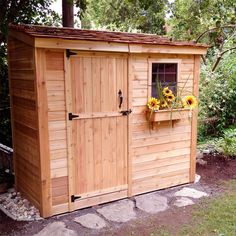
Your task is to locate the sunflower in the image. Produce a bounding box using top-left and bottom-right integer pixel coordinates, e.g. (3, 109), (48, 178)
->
(147, 97), (160, 111)
(182, 98), (187, 108)
(166, 93), (175, 103)
(160, 99), (168, 108)
(183, 95), (197, 109)
(163, 87), (173, 97)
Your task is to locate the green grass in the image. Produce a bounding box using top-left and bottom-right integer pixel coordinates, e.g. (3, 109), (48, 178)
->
(149, 180), (236, 236)
(179, 180), (236, 236)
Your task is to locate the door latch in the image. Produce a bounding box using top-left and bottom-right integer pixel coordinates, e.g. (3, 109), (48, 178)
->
(118, 89), (123, 108)
(120, 109), (132, 116)
(68, 113), (79, 120)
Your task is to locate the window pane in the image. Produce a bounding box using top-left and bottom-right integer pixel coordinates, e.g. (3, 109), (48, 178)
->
(165, 63), (177, 73)
(152, 84), (157, 98)
(158, 63), (165, 73)
(152, 63), (158, 73)
(151, 63), (177, 97)
(165, 74), (177, 82)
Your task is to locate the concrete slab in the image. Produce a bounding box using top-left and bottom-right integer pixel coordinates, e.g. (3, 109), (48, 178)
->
(34, 222), (77, 236)
(74, 213), (106, 229)
(174, 187), (208, 199)
(174, 197), (194, 207)
(135, 193), (168, 214)
(96, 199), (136, 223)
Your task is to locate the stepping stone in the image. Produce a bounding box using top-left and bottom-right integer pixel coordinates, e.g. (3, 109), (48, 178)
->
(174, 187), (208, 199)
(96, 199), (136, 223)
(74, 213), (106, 229)
(194, 174), (201, 183)
(174, 197), (194, 207)
(34, 222), (77, 236)
(135, 193), (168, 214)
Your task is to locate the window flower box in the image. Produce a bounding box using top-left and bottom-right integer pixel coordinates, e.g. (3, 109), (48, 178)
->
(147, 108), (192, 122)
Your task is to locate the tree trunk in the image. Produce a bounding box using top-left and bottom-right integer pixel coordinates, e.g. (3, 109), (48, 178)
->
(62, 0), (74, 27)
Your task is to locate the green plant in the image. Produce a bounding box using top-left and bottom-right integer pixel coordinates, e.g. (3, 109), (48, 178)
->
(217, 127), (236, 157)
(198, 51), (236, 139)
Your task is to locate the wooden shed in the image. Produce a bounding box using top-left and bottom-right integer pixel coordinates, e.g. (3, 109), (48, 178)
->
(7, 24), (208, 217)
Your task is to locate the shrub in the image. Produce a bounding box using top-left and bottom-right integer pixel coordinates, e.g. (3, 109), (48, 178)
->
(217, 127), (236, 158)
(198, 52), (236, 140)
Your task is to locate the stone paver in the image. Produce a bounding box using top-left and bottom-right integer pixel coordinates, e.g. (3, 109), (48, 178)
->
(74, 213), (106, 229)
(96, 199), (136, 223)
(194, 174), (201, 183)
(34, 222), (77, 236)
(174, 187), (208, 199)
(135, 193), (168, 214)
(174, 197), (194, 207)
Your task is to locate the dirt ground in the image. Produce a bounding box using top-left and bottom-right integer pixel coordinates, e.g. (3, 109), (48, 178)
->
(0, 154), (236, 236)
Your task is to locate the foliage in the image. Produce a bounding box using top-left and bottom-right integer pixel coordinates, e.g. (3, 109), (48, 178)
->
(0, 0), (61, 147)
(0, 0), (61, 43)
(198, 51), (236, 140)
(217, 127), (236, 157)
(168, 0), (236, 41)
(81, 0), (167, 34)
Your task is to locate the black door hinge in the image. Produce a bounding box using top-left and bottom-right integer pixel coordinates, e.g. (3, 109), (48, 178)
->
(66, 49), (77, 58)
(68, 112), (79, 120)
(71, 195), (81, 202)
(120, 109), (132, 116)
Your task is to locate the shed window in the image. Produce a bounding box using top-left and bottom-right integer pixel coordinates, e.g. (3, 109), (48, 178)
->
(151, 63), (177, 98)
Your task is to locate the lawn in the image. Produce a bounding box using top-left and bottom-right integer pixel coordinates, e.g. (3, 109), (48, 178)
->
(151, 180), (236, 236)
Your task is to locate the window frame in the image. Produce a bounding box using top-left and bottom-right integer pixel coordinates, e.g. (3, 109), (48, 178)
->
(148, 59), (182, 98)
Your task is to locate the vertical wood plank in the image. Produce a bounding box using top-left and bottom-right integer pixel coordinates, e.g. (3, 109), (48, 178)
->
(128, 56), (133, 196)
(101, 57), (109, 112)
(64, 51), (73, 211)
(83, 57), (92, 113)
(190, 55), (200, 182)
(35, 48), (51, 217)
(92, 58), (103, 190)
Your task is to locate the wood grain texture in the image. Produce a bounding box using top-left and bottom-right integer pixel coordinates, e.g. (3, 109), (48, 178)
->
(130, 54), (194, 196)
(35, 48), (52, 217)
(190, 55), (200, 182)
(8, 38), (42, 214)
(70, 53), (128, 210)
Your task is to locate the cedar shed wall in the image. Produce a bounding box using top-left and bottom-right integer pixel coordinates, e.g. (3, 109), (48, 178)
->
(129, 54), (199, 195)
(8, 33), (201, 217)
(8, 38), (43, 212)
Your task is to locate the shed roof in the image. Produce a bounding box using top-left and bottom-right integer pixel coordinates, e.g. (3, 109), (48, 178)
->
(9, 24), (208, 48)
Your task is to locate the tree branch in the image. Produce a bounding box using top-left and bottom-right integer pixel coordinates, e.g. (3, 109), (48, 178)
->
(196, 24), (236, 43)
(201, 55), (207, 66)
(212, 46), (236, 72)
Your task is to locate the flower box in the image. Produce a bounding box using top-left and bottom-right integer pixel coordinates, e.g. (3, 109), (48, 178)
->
(147, 108), (192, 122)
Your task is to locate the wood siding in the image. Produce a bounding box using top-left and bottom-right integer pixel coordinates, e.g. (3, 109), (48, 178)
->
(130, 54), (194, 195)
(8, 38), (42, 210)
(8, 31), (203, 217)
(43, 50), (69, 214)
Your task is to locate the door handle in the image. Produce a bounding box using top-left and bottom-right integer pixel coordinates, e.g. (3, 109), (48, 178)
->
(118, 89), (123, 109)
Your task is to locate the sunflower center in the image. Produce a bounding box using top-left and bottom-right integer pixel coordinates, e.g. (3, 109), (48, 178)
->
(151, 102), (156, 106)
(188, 100), (193, 105)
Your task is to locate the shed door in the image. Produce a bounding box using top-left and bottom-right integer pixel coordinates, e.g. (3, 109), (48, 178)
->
(70, 53), (128, 206)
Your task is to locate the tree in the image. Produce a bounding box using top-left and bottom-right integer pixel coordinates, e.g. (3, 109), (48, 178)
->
(168, 0), (236, 137)
(82, 0), (167, 34)
(0, 0), (60, 146)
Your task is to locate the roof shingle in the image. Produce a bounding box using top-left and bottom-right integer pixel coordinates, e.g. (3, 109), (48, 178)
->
(9, 24), (208, 48)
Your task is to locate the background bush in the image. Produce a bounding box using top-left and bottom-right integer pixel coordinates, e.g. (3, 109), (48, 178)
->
(198, 52), (236, 141)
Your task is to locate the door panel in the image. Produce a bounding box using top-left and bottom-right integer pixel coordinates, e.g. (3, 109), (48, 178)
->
(70, 53), (128, 201)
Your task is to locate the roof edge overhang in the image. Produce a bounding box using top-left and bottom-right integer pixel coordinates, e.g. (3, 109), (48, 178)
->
(8, 24), (208, 55)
